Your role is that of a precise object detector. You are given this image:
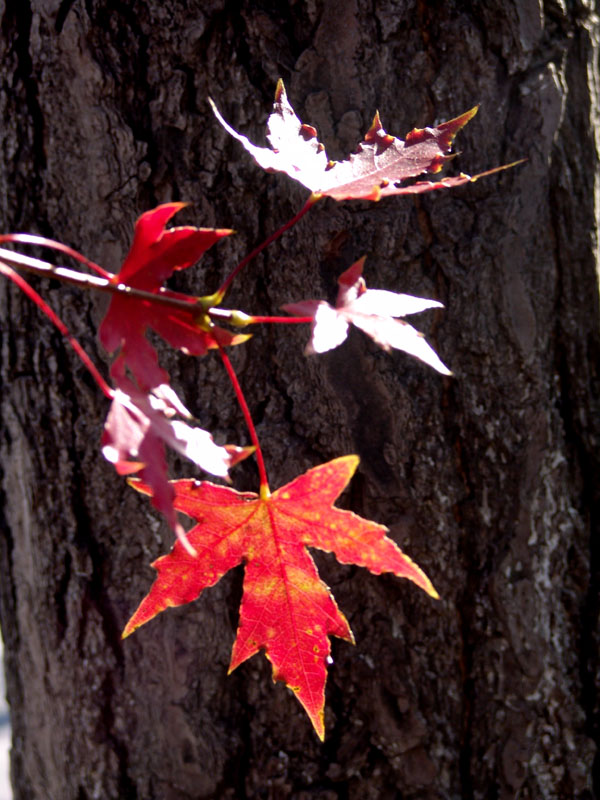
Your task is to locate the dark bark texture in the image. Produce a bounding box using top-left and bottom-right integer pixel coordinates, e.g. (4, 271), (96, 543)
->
(0, 0), (598, 798)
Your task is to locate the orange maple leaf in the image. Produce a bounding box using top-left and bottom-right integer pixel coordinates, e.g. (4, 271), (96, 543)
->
(123, 455), (438, 739)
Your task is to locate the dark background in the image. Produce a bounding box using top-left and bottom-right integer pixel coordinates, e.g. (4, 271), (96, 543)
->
(0, 1), (598, 798)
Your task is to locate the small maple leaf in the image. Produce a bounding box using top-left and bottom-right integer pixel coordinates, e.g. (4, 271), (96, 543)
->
(282, 257), (451, 374)
(123, 455), (438, 739)
(99, 203), (247, 391)
(102, 383), (252, 548)
(210, 81), (514, 201)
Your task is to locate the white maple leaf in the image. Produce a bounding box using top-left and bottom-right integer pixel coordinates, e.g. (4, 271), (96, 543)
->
(283, 257), (451, 375)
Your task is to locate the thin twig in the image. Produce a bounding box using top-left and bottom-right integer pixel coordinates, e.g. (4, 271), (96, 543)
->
(0, 248), (314, 329)
(217, 193), (319, 297)
(0, 247), (205, 314)
(0, 233), (112, 278)
(0, 263), (113, 398)
(219, 347), (270, 497)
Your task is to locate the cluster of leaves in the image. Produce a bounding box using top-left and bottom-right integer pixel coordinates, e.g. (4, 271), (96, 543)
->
(0, 82), (513, 738)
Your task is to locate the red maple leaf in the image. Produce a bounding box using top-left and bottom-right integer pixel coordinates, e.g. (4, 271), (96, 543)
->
(99, 203), (247, 391)
(283, 257), (451, 374)
(210, 81), (514, 201)
(123, 455), (438, 739)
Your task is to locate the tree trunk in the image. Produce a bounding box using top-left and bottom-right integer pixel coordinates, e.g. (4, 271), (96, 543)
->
(0, 1), (598, 797)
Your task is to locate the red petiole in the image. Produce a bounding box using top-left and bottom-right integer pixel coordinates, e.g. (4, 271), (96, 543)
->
(0, 264), (113, 399)
(243, 315), (312, 325)
(218, 347), (270, 498)
(217, 193), (319, 298)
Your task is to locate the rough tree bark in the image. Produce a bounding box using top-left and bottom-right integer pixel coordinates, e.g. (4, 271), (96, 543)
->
(0, 1), (598, 798)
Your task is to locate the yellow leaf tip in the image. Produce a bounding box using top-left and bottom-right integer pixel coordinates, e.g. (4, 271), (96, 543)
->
(311, 710), (326, 741)
(126, 477), (148, 495)
(423, 576), (440, 600)
(347, 454), (360, 470)
(335, 454), (360, 476)
(275, 79), (286, 102)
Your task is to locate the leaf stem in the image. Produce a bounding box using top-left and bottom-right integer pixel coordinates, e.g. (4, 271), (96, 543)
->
(218, 347), (270, 496)
(217, 193), (320, 298)
(244, 315), (313, 325)
(207, 307), (312, 326)
(0, 248), (313, 333)
(0, 264), (113, 399)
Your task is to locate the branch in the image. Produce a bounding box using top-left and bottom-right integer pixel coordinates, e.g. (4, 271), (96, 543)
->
(0, 248), (314, 329)
(0, 247), (208, 314)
